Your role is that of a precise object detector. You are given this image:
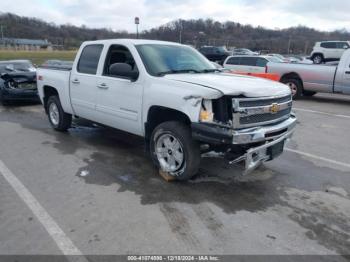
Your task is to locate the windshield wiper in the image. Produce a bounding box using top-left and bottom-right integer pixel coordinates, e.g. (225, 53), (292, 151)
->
(157, 69), (201, 76)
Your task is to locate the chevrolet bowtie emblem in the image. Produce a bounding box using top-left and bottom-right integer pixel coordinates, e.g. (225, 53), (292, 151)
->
(270, 103), (280, 114)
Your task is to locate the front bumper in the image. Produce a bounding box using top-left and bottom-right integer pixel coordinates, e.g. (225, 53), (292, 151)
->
(1, 88), (39, 101)
(192, 113), (297, 174)
(231, 128), (294, 174)
(192, 114), (296, 145)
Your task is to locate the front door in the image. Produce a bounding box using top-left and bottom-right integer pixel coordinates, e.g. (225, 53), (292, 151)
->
(340, 64), (350, 94)
(95, 44), (143, 136)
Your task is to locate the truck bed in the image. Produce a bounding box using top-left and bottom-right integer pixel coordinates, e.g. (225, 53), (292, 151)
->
(36, 67), (73, 114)
(267, 62), (337, 93)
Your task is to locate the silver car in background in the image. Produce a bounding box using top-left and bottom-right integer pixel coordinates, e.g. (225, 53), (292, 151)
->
(267, 49), (350, 99)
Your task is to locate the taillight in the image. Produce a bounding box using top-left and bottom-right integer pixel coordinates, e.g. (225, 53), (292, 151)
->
(38, 75), (43, 81)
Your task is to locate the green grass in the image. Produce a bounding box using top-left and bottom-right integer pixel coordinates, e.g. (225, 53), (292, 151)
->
(0, 50), (77, 65)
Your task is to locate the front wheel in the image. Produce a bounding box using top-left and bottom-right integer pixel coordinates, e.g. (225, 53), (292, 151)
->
(47, 96), (72, 132)
(150, 121), (200, 181)
(0, 90), (9, 106)
(312, 54), (324, 64)
(281, 78), (303, 100)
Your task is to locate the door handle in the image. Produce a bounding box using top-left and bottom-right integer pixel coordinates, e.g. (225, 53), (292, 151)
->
(345, 71), (350, 74)
(97, 83), (109, 89)
(71, 79), (80, 84)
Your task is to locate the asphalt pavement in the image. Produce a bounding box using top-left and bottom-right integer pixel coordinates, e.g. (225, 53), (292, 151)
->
(0, 93), (349, 258)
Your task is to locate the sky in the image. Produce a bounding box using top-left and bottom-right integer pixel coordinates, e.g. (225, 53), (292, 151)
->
(1, 0), (349, 32)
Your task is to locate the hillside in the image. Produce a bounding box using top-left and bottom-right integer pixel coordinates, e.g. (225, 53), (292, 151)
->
(1, 12), (350, 54)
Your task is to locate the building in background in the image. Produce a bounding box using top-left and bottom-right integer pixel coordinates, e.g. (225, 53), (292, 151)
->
(0, 38), (52, 51)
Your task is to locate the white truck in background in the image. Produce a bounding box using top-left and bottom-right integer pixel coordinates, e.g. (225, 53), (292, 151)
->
(267, 49), (350, 99)
(37, 39), (296, 180)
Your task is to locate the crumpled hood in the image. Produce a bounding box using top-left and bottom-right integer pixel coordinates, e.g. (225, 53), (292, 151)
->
(164, 72), (290, 97)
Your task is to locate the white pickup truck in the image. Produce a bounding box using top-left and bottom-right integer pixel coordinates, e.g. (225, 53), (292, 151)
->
(37, 39), (296, 180)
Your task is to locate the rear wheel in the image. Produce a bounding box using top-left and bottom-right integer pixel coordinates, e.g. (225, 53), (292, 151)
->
(312, 54), (324, 64)
(281, 78), (303, 100)
(150, 121), (200, 181)
(47, 96), (72, 131)
(0, 99), (9, 106)
(0, 91), (9, 106)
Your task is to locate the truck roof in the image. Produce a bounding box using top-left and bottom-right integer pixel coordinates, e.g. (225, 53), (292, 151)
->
(82, 38), (182, 46)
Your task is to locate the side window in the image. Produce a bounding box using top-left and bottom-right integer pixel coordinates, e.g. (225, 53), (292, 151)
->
(256, 58), (268, 67)
(77, 44), (103, 74)
(321, 42), (336, 49)
(103, 44), (138, 77)
(240, 57), (257, 66)
(207, 47), (214, 53)
(336, 42), (349, 49)
(226, 57), (240, 65)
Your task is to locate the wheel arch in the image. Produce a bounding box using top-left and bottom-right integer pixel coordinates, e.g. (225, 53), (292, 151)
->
(311, 52), (324, 60)
(280, 72), (303, 87)
(43, 85), (59, 113)
(145, 106), (192, 141)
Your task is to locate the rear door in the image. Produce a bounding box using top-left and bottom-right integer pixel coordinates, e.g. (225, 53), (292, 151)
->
(335, 42), (349, 59)
(239, 57), (259, 73)
(224, 56), (241, 70)
(321, 42), (337, 59)
(70, 44), (103, 120)
(255, 58), (269, 72)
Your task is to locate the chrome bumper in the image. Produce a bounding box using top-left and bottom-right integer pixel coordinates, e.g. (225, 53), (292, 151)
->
(230, 114), (297, 175)
(232, 114), (297, 144)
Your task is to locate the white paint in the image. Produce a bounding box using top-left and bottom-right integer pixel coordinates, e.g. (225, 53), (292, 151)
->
(0, 159), (83, 256)
(293, 107), (350, 119)
(285, 148), (350, 169)
(79, 170), (89, 177)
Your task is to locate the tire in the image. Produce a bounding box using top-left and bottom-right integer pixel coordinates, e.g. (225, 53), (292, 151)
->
(281, 78), (303, 100)
(0, 90), (8, 106)
(150, 121), (200, 181)
(303, 90), (317, 97)
(47, 96), (72, 132)
(0, 98), (9, 106)
(312, 54), (324, 64)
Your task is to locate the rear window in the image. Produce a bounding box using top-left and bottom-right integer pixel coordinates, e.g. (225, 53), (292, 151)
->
(256, 58), (268, 67)
(240, 57), (257, 66)
(77, 44), (103, 74)
(226, 57), (240, 65)
(320, 42), (337, 49)
(200, 47), (212, 53)
(336, 42), (349, 49)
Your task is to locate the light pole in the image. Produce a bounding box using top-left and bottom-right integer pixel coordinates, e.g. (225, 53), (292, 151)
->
(134, 17), (140, 39)
(179, 20), (183, 44)
(0, 25), (4, 41)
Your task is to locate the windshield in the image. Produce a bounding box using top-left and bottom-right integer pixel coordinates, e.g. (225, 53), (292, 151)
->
(217, 46), (227, 52)
(267, 56), (283, 63)
(13, 62), (34, 71)
(272, 54), (285, 60)
(136, 44), (217, 76)
(0, 61), (34, 72)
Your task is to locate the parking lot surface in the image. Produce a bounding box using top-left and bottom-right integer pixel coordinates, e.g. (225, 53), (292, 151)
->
(0, 93), (349, 256)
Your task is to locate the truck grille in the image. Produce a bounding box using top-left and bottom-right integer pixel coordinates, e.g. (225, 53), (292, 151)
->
(239, 95), (291, 107)
(232, 95), (292, 129)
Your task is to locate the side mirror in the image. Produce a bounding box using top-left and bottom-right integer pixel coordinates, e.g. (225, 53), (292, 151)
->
(343, 45), (349, 49)
(109, 63), (139, 81)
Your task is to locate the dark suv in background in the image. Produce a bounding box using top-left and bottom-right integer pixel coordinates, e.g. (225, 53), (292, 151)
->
(198, 46), (231, 64)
